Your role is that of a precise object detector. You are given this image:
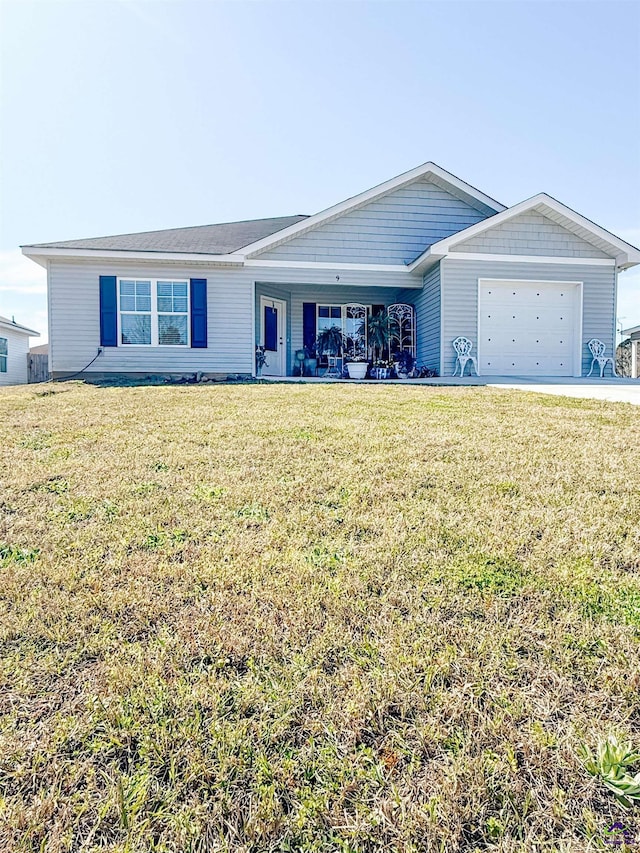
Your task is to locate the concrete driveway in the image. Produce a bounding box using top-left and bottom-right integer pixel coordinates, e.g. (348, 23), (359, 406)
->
(266, 374), (640, 404)
(486, 376), (640, 405)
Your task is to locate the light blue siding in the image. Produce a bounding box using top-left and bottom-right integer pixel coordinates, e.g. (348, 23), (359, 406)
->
(440, 258), (616, 376)
(454, 211), (611, 258)
(48, 259), (256, 376)
(416, 264), (441, 371)
(257, 179), (489, 265)
(47, 230), (618, 379)
(48, 259), (422, 376)
(395, 264), (441, 371)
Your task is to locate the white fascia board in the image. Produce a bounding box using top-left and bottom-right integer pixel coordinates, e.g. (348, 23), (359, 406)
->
(406, 247), (445, 273)
(409, 194), (640, 272)
(445, 252), (615, 266)
(21, 246), (245, 266)
(0, 319), (40, 336)
(240, 162), (506, 259)
(244, 258), (412, 273)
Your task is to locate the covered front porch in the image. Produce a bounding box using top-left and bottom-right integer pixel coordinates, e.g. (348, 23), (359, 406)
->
(254, 282), (419, 379)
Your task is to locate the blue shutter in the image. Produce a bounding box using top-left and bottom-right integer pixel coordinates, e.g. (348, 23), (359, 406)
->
(99, 276), (118, 347)
(303, 302), (316, 355)
(190, 279), (207, 348)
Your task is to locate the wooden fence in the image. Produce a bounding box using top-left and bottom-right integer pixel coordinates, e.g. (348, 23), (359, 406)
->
(28, 353), (50, 383)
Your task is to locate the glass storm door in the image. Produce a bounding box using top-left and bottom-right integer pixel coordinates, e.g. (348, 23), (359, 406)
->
(260, 296), (286, 376)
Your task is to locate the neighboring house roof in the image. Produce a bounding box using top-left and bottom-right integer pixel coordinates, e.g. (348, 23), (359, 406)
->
(29, 343), (49, 354)
(22, 215), (309, 255)
(409, 194), (640, 272)
(622, 325), (640, 337)
(0, 315), (40, 337)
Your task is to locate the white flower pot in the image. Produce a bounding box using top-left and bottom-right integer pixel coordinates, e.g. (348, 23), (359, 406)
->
(346, 362), (368, 379)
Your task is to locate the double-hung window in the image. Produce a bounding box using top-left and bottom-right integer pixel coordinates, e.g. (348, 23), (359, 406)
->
(316, 304), (373, 361)
(119, 280), (152, 345)
(0, 337), (7, 372)
(317, 305), (342, 335)
(157, 281), (188, 345)
(316, 305), (373, 337)
(118, 279), (189, 346)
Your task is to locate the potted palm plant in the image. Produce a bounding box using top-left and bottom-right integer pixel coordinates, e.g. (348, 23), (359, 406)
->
(367, 313), (392, 362)
(316, 325), (344, 376)
(365, 312), (395, 379)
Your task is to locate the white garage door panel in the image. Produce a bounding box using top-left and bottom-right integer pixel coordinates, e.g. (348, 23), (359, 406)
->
(479, 281), (580, 376)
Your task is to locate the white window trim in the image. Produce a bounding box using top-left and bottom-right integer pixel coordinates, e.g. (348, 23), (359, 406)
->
(117, 277), (190, 347)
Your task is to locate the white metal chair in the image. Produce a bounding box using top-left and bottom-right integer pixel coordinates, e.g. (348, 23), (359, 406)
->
(452, 337), (478, 377)
(587, 339), (617, 378)
(324, 354), (342, 378)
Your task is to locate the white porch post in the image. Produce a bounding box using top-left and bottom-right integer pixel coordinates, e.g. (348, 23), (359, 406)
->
(632, 339), (639, 379)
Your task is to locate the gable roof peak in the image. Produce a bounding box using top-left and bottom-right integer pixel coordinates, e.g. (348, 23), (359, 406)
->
(408, 192), (640, 272)
(240, 161), (506, 259)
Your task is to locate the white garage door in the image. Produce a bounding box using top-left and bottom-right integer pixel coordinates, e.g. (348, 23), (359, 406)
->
(479, 280), (581, 376)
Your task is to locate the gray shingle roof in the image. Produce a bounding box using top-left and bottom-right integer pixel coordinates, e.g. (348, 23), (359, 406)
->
(23, 215), (309, 255)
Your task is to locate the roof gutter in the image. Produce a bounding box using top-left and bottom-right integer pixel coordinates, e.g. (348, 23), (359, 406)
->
(406, 248), (446, 274)
(0, 319), (40, 336)
(21, 246), (246, 267)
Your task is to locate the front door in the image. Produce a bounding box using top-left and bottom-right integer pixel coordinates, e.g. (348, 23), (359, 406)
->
(260, 296), (287, 376)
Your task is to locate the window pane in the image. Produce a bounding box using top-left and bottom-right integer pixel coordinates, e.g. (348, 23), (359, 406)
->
(136, 296), (151, 312)
(0, 337), (7, 356)
(318, 306), (330, 318)
(157, 282), (187, 314)
(331, 306), (342, 319)
(120, 280), (135, 295)
(0, 356), (6, 373)
(136, 281), (151, 296)
(121, 313), (151, 345)
(158, 314), (187, 345)
(120, 295), (136, 311)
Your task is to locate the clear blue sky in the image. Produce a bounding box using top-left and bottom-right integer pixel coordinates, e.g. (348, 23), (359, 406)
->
(1, 0), (639, 343)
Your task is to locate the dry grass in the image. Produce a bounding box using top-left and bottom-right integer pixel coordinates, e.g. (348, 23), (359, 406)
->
(1, 380), (639, 852)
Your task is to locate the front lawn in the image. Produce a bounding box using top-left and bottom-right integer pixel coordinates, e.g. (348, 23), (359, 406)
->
(1, 382), (639, 852)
